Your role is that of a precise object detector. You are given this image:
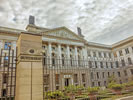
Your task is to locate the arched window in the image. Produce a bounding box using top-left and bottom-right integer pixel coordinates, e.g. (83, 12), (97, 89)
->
(128, 57), (132, 65)
(121, 59), (125, 66)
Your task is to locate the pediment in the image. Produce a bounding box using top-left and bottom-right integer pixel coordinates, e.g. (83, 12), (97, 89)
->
(43, 27), (84, 41)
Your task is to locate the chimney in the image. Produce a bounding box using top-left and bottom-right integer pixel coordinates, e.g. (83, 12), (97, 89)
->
(29, 15), (35, 25)
(77, 27), (84, 38)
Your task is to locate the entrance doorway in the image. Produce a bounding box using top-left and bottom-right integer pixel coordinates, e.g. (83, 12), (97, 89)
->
(64, 78), (69, 86)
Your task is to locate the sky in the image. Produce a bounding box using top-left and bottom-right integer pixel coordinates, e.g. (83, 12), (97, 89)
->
(0, 0), (133, 45)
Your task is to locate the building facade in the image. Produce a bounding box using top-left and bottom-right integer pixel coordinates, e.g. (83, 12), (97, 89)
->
(0, 21), (133, 98)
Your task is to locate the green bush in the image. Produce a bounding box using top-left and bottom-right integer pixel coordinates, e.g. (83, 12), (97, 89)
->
(87, 87), (99, 94)
(108, 82), (123, 91)
(45, 91), (64, 99)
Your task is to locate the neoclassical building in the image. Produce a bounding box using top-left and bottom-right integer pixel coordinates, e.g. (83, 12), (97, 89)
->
(0, 17), (133, 99)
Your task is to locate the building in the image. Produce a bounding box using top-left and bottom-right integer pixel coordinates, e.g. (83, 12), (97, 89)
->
(0, 17), (133, 99)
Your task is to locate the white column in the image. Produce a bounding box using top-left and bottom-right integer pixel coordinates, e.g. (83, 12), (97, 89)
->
(67, 45), (70, 67)
(74, 46), (78, 66)
(48, 43), (52, 66)
(82, 47), (88, 67)
(58, 44), (62, 65)
(67, 45), (70, 59)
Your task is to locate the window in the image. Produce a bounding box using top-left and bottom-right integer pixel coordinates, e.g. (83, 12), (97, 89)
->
(2, 89), (6, 96)
(98, 52), (102, 58)
(108, 72), (110, 77)
(43, 53), (46, 65)
(118, 72), (121, 77)
(113, 52), (117, 57)
(104, 81), (106, 86)
(55, 74), (59, 84)
(104, 53), (106, 58)
(52, 53), (55, 66)
(119, 50), (123, 56)
(89, 61), (92, 68)
(52, 47), (55, 50)
(109, 53), (111, 58)
(92, 82), (95, 87)
(93, 52), (96, 57)
(120, 80), (122, 84)
(121, 59), (125, 66)
(4, 42), (11, 50)
(62, 54), (65, 66)
(91, 72), (93, 79)
(130, 69), (133, 75)
(3, 74), (7, 84)
(98, 81), (101, 86)
(95, 61), (97, 68)
(97, 72), (99, 79)
(128, 57), (132, 65)
(88, 51), (91, 57)
(110, 62), (113, 68)
(100, 62), (103, 68)
(124, 70), (127, 76)
(115, 61), (119, 68)
(102, 72), (105, 78)
(125, 48), (129, 54)
(82, 74), (86, 82)
(44, 74), (49, 85)
(74, 74), (78, 83)
(61, 48), (64, 51)
(4, 56), (8, 67)
(106, 62), (108, 68)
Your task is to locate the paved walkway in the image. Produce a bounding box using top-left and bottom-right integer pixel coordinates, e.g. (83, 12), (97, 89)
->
(116, 96), (133, 100)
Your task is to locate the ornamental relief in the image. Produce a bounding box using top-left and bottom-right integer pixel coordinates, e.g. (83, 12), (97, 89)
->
(45, 29), (80, 40)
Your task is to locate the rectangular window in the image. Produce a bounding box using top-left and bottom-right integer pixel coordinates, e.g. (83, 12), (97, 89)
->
(106, 62), (108, 68)
(44, 74), (49, 85)
(55, 74), (59, 84)
(130, 69), (133, 75)
(98, 81), (101, 86)
(108, 72), (110, 77)
(104, 53), (106, 58)
(119, 50), (123, 56)
(3, 74), (7, 84)
(113, 52), (117, 57)
(110, 62), (113, 68)
(118, 72), (121, 77)
(102, 72), (105, 78)
(115, 61), (119, 68)
(89, 61), (92, 68)
(95, 61), (97, 68)
(88, 51), (91, 57)
(4, 42), (11, 50)
(74, 74), (78, 83)
(82, 74), (86, 82)
(125, 48), (129, 54)
(2, 89), (6, 96)
(124, 70), (127, 76)
(98, 52), (102, 58)
(100, 62), (103, 68)
(109, 53), (111, 58)
(91, 72), (93, 79)
(97, 72), (99, 79)
(93, 52), (96, 57)
(92, 82), (95, 87)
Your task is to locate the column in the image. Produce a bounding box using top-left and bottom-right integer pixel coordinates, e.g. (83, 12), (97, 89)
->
(82, 47), (88, 67)
(48, 42), (52, 66)
(58, 44), (62, 66)
(74, 46), (78, 66)
(67, 45), (70, 67)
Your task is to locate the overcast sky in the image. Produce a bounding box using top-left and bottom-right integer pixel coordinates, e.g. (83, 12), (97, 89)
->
(0, 0), (133, 45)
